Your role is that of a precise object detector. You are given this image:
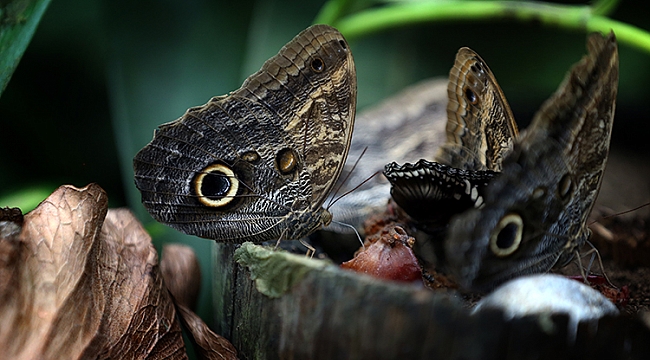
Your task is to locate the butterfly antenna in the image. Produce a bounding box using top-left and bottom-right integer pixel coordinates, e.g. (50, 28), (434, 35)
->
(328, 171), (381, 209)
(327, 147), (368, 208)
(332, 220), (365, 249)
(588, 201), (650, 225)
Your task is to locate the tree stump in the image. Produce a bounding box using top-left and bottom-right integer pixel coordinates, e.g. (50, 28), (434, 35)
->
(212, 243), (650, 360)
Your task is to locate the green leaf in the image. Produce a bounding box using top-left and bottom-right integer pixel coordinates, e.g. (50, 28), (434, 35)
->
(0, 0), (52, 97)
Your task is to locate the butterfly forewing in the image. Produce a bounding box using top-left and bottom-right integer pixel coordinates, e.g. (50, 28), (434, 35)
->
(386, 47), (517, 235)
(437, 48), (518, 172)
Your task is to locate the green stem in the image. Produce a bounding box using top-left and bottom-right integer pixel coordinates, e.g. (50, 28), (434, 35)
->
(590, 0), (620, 16)
(587, 16), (650, 52)
(327, 1), (650, 54)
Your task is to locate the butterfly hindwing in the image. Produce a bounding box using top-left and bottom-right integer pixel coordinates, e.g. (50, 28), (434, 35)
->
(133, 25), (357, 242)
(445, 32), (619, 290)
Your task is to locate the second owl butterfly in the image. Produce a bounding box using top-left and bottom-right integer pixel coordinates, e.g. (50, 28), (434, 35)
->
(133, 25), (357, 243)
(446, 32), (619, 291)
(385, 46), (516, 231)
(436, 47), (519, 172)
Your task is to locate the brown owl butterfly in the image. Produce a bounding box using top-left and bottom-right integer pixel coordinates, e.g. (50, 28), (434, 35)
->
(436, 47), (519, 171)
(385, 46), (518, 232)
(133, 25), (357, 243)
(445, 32), (618, 291)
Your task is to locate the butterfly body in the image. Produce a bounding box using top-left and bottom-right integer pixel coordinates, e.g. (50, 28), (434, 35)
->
(133, 25), (356, 243)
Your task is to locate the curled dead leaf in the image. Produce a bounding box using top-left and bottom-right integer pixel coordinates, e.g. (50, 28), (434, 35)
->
(161, 244), (201, 310)
(0, 184), (186, 359)
(161, 244), (238, 360)
(175, 304), (239, 360)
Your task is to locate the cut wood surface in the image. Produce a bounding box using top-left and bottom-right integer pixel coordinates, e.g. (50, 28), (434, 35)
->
(212, 242), (650, 360)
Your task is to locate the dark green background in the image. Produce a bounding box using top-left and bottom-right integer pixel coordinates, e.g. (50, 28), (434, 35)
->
(1, 0), (649, 337)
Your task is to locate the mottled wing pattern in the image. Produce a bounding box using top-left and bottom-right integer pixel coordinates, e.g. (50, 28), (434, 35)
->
(384, 159), (496, 232)
(133, 25), (356, 243)
(436, 48), (519, 171)
(236, 25), (357, 206)
(445, 33), (618, 290)
(386, 48), (517, 233)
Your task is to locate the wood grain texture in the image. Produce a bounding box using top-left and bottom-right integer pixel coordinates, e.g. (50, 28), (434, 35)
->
(212, 242), (650, 360)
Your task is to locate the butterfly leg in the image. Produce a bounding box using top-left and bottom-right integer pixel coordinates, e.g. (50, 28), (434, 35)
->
(272, 231), (315, 258)
(299, 239), (315, 259)
(274, 229), (287, 250)
(576, 242), (617, 289)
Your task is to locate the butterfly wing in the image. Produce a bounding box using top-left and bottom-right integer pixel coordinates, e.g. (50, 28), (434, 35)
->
(133, 24), (356, 242)
(236, 25), (357, 209)
(384, 159), (496, 232)
(436, 48), (519, 171)
(386, 48), (517, 236)
(445, 33), (619, 290)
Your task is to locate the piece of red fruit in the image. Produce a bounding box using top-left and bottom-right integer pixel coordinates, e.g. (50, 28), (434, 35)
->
(341, 225), (422, 283)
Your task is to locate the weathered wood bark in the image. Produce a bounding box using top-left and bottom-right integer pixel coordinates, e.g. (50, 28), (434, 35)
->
(213, 242), (650, 360)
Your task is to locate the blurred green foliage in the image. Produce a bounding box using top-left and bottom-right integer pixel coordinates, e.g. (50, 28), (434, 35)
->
(1, 0), (649, 355)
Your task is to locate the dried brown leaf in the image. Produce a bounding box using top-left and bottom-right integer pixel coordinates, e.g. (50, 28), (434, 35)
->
(94, 208), (186, 359)
(161, 244), (201, 310)
(0, 184), (187, 359)
(176, 304), (238, 360)
(160, 244), (238, 360)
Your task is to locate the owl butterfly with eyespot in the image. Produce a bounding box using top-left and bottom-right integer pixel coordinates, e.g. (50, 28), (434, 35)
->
(133, 25), (356, 243)
(445, 32), (618, 291)
(385, 47), (518, 232)
(437, 47), (519, 171)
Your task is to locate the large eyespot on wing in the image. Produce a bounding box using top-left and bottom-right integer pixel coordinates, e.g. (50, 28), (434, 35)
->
(444, 34), (619, 291)
(133, 25), (356, 243)
(489, 213), (523, 257)
(437, 47), (518, 172)
(557, 173), (573, 200)
(193, 163), (239, 208)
